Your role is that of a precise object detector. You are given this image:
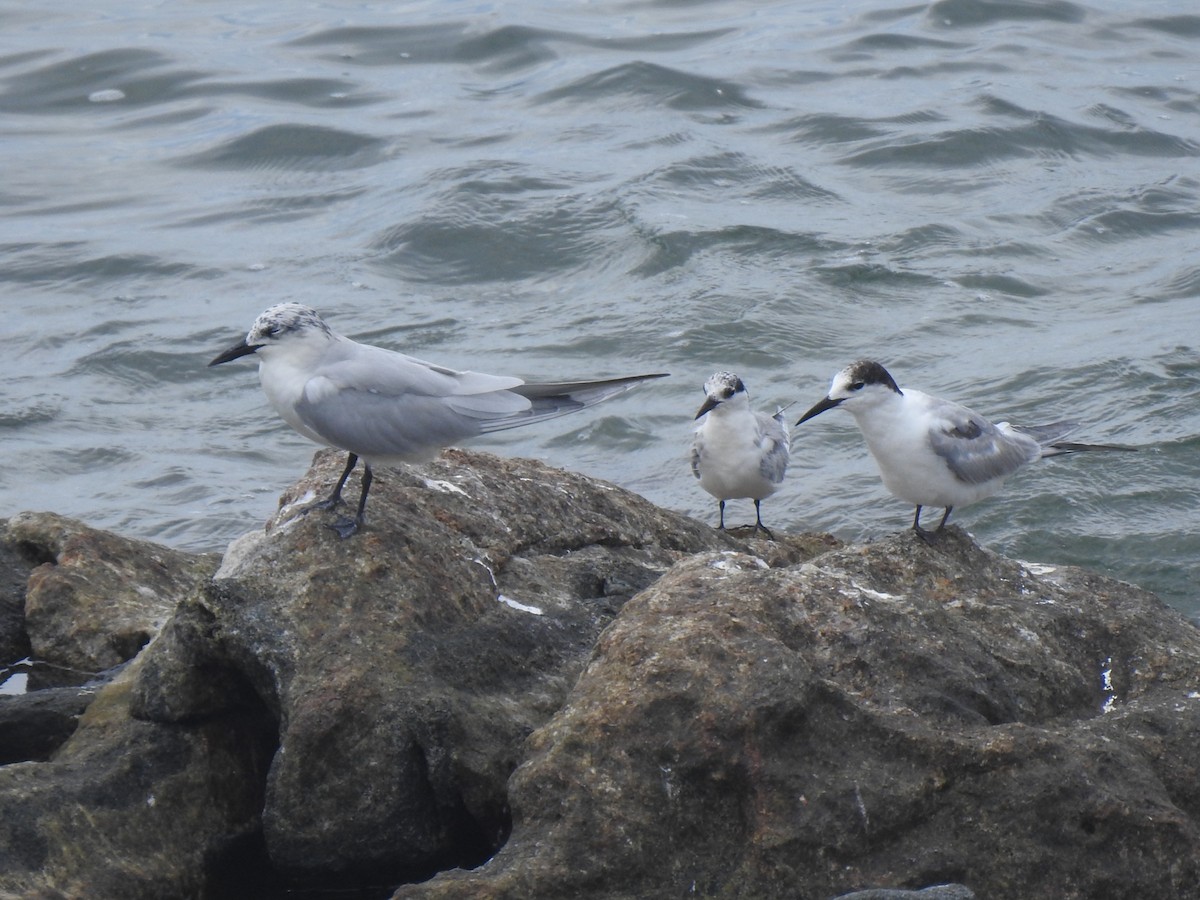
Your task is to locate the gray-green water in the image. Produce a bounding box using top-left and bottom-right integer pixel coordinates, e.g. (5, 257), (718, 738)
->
(2, 0), (1197, 616)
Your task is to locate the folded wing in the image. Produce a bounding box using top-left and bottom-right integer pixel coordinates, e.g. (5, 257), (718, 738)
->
(928, 405), (1042, 485)
(294, 343), (666, 461)
(756, 410), (790, 484)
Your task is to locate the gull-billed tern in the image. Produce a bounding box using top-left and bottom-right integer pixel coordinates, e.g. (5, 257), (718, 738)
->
(691, 371), (790, 539)
(796, 360), (1136, 541)
(210, 302), (667, 537)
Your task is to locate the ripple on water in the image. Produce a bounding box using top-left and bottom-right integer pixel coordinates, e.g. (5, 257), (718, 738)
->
(0, 243), (212, 288)
(635, 151), (839, 206)
(181, 124), (388, 172)
(535, 61), (764, 112)
(370, 174), (632, 284)
(925, 0), (1087, 29)
(290, 22), (732, 72)
(0, 48), (186, 114)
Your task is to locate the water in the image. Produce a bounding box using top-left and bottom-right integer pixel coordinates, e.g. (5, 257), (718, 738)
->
(2, 0), (1197, 617)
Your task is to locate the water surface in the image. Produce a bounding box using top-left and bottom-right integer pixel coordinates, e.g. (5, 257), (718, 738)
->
(2, 0), (1197, 615)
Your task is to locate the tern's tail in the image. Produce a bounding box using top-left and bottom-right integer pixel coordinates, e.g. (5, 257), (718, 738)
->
(479, 373), (669, 433)
(1043, 440), (1139, 457)
(1012, 420), (1080, 446)
(1012, 421), (1138, 457)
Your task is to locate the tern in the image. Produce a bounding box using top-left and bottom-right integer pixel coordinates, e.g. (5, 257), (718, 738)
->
(210, 302), (667, 537)
(691, 371), (790, 538)
(796, 360), (1135, 540)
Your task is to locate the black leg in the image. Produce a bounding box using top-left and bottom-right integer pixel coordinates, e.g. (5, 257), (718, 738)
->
(752, 499), (775, 541)
(913, 505), (953, 545)
(718, 499), (726, 530)
(310, 453), (359, 511)
(913, 505), (936, 543)
(329, 462), (373, 539)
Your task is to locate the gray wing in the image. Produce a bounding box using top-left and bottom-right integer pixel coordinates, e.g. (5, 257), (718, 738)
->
(295, 381), (493, 460)
(292, 339), (529, 459)
(756, 409), (790, 484)
(320, 338), (526, 398)
(690, 428), (704, 480)
(927, 401), (1041, 485)
(295, 341), (665, 457)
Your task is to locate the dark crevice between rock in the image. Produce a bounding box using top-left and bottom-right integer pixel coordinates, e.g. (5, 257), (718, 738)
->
(207, 826), (398, 900)
(13, 539), (57, 568)
(109, 628), (153, 663)
(416, 735), (511, 882)
(0, 659), (131, 764)
(194, 677), (285, 897)
(0, 684), (90, 764)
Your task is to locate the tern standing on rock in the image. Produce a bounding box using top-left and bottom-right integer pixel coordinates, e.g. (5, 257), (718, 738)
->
(796, 359), (1136, 541)
(691, 371), (791, 539)
(210, 302), (668, 538)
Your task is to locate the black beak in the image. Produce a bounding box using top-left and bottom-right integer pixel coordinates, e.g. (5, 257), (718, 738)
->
(208, 340), (260, 367)
(695, 395), (720, 420)
(796, 395), (842, 426)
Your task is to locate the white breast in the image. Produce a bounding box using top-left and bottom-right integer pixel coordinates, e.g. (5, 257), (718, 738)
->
(694, 407), (780, 502)
(851, 391), (1002, 509)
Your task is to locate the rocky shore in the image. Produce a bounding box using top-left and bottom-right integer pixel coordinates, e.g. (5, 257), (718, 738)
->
(1, 448), (1198, 899)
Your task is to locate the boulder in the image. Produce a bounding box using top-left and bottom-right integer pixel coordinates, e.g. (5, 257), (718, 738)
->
(0, 655), (276, 899)
(4, 512), (220, 675)
(396, 529), (1200, 899)
(0, 682), (96, 765)
(130, 448), (783, 889)
(1, 513), (221, 767)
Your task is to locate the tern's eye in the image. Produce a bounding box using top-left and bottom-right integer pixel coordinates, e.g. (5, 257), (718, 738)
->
(849, 381), (864, 391)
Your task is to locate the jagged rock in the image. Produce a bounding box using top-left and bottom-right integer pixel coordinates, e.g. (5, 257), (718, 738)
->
(0, 682), (96, 765)
(130, 448), (790, 889)
(4, 512), (220, 674)
(395, 529), (1200, 899)
(0, 655), (276, 899)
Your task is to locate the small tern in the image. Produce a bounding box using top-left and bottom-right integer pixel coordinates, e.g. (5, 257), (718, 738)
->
(691, 371), (790, 538)
(796, 360), (1136, 541)
(210, 303), (667, 538)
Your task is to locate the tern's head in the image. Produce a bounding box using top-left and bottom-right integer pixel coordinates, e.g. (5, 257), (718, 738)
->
(208, 303), (333, 367)
(796, 360), (903, 425)
(695, 371), (748, 419)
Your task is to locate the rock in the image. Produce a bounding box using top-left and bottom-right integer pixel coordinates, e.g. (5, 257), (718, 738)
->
(1, 450), (1197, 900)
(0, 654), (277, 899)
(395, 529), (1200, 899)
(0, 682), (96, 764)
(130, 448), (799, 889)
(4, 512), (220, 675)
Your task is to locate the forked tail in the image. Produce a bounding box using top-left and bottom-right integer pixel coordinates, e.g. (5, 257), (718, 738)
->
(479, 373), (669, 433)
(1012, 421), (1137, 457)
(1044, 440), (1139, 457)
